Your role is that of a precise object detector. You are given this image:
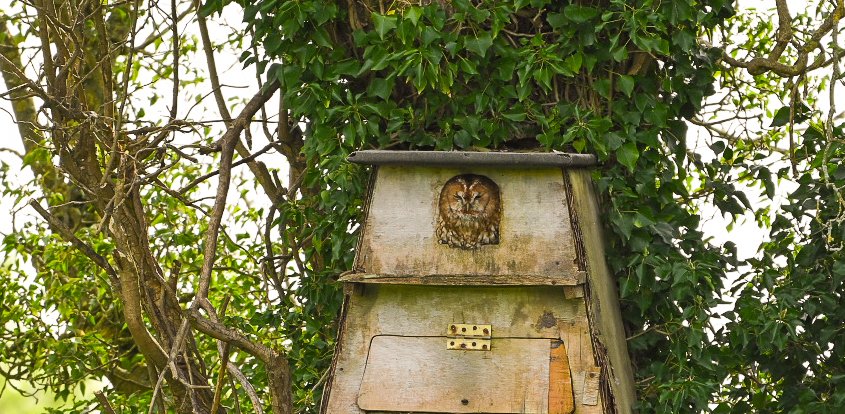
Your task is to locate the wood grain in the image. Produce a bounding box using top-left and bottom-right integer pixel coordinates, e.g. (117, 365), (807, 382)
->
(556, 308), (604, 413)
(322, 285), (583, 413)
(356, 166), (581, 281)
(567, 169), (637, 413)
(549, 340), (575, 414)
(357, 336), (550, 413)
(339, 272), (584, 286)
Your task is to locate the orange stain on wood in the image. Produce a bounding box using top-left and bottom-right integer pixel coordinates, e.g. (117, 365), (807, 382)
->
(549, 340), (575, 414)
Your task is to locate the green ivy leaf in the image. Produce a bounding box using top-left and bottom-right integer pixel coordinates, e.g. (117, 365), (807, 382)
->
(404, 6), (422, 25)
(618, 74), (635, 97)
(547, 13), (566, 29)
(464, 33), (493, 57)
(617, 141), (639, 171)
(672, 30), (696, 50)
(502, 112), (526, 122)
(198, 0), (223, 17)
(453, 130), (473, 148)
(372, 13), (398, 40)
(564, 5), (599, 23)
(367, 78), (393, 100)
(563, 53), (583, 74)
(770, 103), (811, 127)
(594, 78), (611, 98)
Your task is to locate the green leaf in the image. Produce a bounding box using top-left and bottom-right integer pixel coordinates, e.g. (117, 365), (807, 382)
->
(672, 30), (696, 51)
(372, 13), (398, 40)
(563, 5), (599, 23)
(279, 65), (303, 88)
(617, 141), (639, 171)
(367, 78), (393, 100)
(563, 53), (582, 74)
(605, 132), (624, 151)
(453, 130), (473, 148)
(770, 106), (791, 127)
(594, 78), (611, 98)
(422, 27), (441, 46)
(502, 112), (526, 122)
(770, 103), (811, 127)
(547, 13), (566, 29)
(834, 165), (845, 181)
(464, 33), (493, 57)
(404, 6), (422, 25)
(617, 75), (635, 97)
(832, 260), (845, 276)
(198, 0), (222, 17)
(264, 36), (283, 54)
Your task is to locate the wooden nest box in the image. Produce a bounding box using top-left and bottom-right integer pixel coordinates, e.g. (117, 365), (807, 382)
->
(322, 151), (635, 414)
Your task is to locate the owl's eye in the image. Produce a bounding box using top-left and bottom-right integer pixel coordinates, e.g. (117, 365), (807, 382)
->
(472, 194), (482, 200)
(453, 194), (462, 200)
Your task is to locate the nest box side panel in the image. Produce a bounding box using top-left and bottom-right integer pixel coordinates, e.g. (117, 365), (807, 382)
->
(567, 169), (636, 414)
(355, 166), (581, 280)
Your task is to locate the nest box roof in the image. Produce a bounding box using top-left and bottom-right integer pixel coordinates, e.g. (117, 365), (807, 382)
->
(347, 150), (597, 168)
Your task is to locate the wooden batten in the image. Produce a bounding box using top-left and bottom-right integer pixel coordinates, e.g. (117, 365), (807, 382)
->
(322, 151), (635, 414)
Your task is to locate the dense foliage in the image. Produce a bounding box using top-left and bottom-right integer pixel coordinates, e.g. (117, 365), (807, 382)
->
(228, 0), (737, 411)
(1, 0), (844, 412)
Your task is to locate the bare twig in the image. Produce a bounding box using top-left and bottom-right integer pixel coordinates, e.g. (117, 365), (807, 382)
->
(28, 200), (120, 288)
(177, 141), (277, 194)
(226, 363), (264, 414)
(169, 0), (179, 122)
(209, 296), (231, 414)
(95, 391), (118, 414)
(188, 309), (290, 414)
(195, 81), (280, 306)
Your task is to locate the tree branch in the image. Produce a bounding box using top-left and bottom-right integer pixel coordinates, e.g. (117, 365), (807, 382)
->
(723, 2), (844, 77)
(195, 80), (279, 305)
(28, 200), (120, 287)
(195, 7), (279, 201)
(187, 308), (291, 414)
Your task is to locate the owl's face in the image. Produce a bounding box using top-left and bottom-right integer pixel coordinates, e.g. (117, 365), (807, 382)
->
(444, 178), (494, 219)
(436, 174), (500, 249)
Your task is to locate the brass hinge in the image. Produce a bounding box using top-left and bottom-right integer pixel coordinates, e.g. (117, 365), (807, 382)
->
(446, 324), (492, 351)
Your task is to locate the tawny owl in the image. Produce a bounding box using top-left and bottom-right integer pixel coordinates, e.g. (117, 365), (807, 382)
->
(436, 174), (501, 249)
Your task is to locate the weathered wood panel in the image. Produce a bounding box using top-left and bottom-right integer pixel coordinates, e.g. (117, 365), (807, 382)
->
(358, 336), (551, 413)
(355, 166), (581, 281)
(323, 285), (589, 413)
(557, 302), (604, 413)
(567, 169), (636, 413)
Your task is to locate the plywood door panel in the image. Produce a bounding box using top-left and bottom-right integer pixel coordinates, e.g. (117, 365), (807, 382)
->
(357, 336), (551, 413)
